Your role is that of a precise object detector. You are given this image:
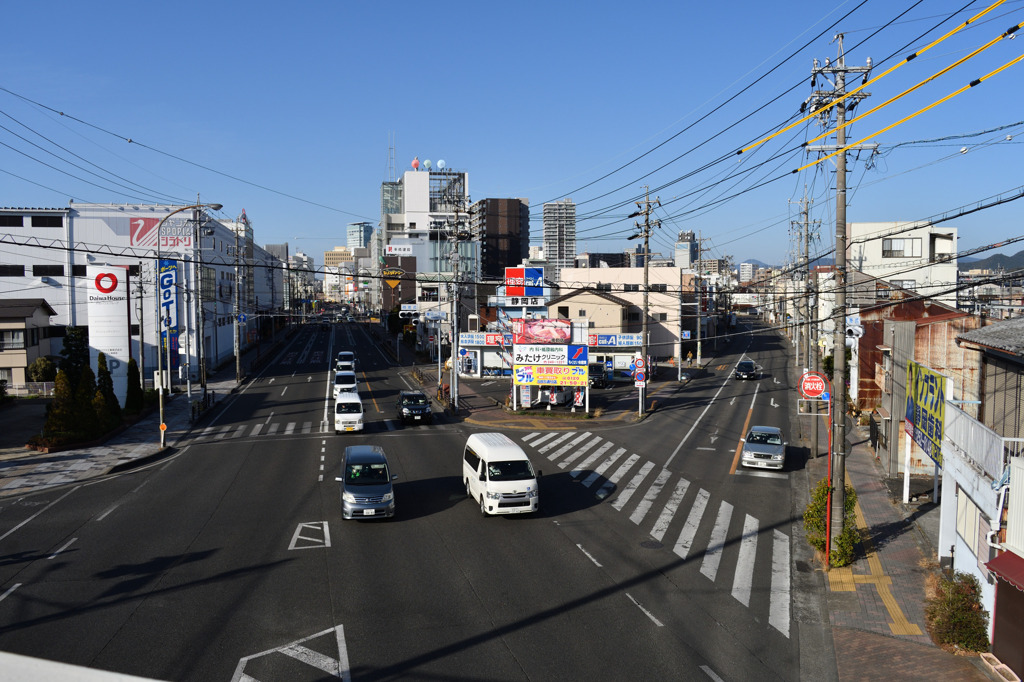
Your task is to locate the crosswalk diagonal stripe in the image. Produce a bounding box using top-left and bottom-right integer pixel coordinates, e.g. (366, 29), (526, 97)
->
(279, 643), (341, 676)
(570, 441), (615, 479)
(674, 488), (710, 559)
(267, 423), (279, 435)
(548, 432), (592, 461)
(558, 436), (602, 469)
(284, 422), (296, 435)
(302, 422), (312, 434)
(613, 461), (655, 511)
(652, 478), (690, 542)
(770, 529), (791, 638)
(596, 453), (640, 500)
(233, 425), (246, 438)
(538, 432), (575, 454)
(630, 468), (672, 525)
(581, 448), (625, 488)
(700, 501), (734, 581)
(732, 514), (758, 607)
(251, 424), (263, 437)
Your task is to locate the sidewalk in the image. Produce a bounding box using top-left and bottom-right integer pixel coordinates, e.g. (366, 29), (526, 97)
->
(803, 410), (997, 680)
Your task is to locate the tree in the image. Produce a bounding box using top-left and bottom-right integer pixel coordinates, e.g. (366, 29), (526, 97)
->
(73, 364), (99, 439)
(43, 369), (79, 442)
(95, 352), (122, 431)
(124, 357), (143, 415)
(27, 356), (57, 382)
(58, 326), (90, 392)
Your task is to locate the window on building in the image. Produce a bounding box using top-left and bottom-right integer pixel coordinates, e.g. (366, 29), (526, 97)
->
(650, 284), (667, 293)
(33, 265), (64, 277)
(628, 311), (641, 322)
(0, 215), (24, 227)
(0, 265), (25, 277)
(30, 215), (63, 228)
(624, 284), (639, 292)
(657, 313), (667, 321)
(72, 265), (87, 277)
(557, 306), (569, 318)
(881, 238), (922, 258)
(1, 330), (25, 351)
(578, 309), (586, 317)
(596, 283), (611, 292)
(890, 279), (917, 290)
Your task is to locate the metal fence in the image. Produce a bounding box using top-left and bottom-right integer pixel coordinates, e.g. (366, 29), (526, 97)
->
(3, 382), (55, 397)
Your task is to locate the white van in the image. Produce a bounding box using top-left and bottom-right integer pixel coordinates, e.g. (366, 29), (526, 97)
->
(463, 432), (540, 516)
(333, 371), (359, 399)
(334, 393), (364, 433)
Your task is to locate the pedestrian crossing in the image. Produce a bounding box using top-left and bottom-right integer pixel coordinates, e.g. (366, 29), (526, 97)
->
(191, 419), (450, 440)
(520, 430), (792, 638)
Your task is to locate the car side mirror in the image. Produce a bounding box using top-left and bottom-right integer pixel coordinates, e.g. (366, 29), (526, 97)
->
(391, 474), (398, 481)
(479, 473), (486, 482)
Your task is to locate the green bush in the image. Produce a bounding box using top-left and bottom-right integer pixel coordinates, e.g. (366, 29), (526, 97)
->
(804, 477), (860, 567)
(925, 571), (990, 652)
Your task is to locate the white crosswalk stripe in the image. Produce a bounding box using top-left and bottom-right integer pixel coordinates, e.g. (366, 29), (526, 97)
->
(701, 501), (733, 581)
(548, 432), (593, 461)
(629, 467), (672, 526)
(596, 453), (640, 500)
(538, 432), (575, 455)
(570, 441), (616, 479)
(558, 436), (603, 470)
(612, 461), (654, 511)
(652, 477), (689, 542)
(251, 424), (263, 437)
(770, 530), (791, 637)
(580, 448), (625, 488)
(267, 423), (279, 435)
(732, 514), (758, 607)
(674, 488), (709, 559)
(284, 422), (296, 435)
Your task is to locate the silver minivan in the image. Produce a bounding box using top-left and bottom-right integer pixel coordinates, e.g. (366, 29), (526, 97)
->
(336, 445), (396, 519)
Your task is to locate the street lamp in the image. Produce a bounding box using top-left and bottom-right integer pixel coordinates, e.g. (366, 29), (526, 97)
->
(155, 202), (222, 448)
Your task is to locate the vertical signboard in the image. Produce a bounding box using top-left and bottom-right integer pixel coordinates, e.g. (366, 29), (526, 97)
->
(87, 265), (130, 404)
(158, 259), (180, 370)
(904, 359), (946, 465)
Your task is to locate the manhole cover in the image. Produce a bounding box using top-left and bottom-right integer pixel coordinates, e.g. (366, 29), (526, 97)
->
(640, 540), (663, 550)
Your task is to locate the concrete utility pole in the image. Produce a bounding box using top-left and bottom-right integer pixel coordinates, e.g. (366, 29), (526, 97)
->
(234, 221), (242, 384)
(629, 187), (660, 417)
(805, 35), (874, 543)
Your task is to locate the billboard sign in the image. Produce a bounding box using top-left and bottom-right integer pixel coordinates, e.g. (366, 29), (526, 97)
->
(513, 364), (588, 387)
(904, 360), (947, 465)
(87, 266), (130, 404)
(158, 259), (180, 370)
(512, 318), (571, 345)
(589, 333), (643, 347)
(512, 344), (588, 366)
(504, 267), (544, 297)
(386, 244), (413, 256)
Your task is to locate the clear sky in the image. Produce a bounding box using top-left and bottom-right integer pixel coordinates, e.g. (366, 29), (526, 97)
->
(2, 0), (1022, 274)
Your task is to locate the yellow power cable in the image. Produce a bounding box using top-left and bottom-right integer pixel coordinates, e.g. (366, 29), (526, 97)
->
(794, 52), (1024, 174)
(804, 20), (1024, 148)
(738, 0), (1006, 155)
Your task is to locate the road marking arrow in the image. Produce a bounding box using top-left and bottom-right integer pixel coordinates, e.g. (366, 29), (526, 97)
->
(770, 398), (779, 408)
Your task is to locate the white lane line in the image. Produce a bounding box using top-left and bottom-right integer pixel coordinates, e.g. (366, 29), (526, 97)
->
(651, 478), (689, 542)
(625, 593), (664, 627)
(771, 529), (791, 638)
(596, 454), (640, 500)
(48, 537), (77, 560)
(630, 468), (672, 525)
(673, 488), (709, 559)
(700, 665), (726, 682)
(264, 412), (274, 424)
(558, 436), (602, 470)
(666, 371), (734, 469)
(570, 441), (615, 479)
(732, 514), (758, 607)
(548, 432), (593, 462)
(612, 461), (655, 511)
(696, 447), (716, 451)
(576, 544), (603, 567)
(538, 432), (575, 454)
(700, 501), (734, 582)
(0, 583), (21, 604)
(0, 486), (79, 542)
(581, 448), (626, 488)
(96, 503), (120, 521)
(281, 386), (288, 396)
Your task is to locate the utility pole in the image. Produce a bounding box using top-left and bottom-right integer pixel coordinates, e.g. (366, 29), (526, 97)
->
(234, 220), (242, 384)
(629, 187), (660, 417)
(805, 34), (874, 545)
(696, 230), (703, 366)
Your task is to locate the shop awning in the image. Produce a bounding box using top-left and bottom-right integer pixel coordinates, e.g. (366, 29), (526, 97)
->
(987, 550), (1024, 592)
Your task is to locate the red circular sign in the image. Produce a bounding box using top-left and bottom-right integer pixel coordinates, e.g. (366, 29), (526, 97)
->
(800, 372), (827, 399)
(94, 272), (118, 294)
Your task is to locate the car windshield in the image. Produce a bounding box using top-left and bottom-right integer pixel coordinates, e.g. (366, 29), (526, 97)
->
(487, 460), (535, 481)
(336, 403), (362, 414)
(738, 361), (755, 371)
(402, 395), (428, 406)
(748, 430), (782, 445)
(336, 375), (355, 385)
(345, 462), (388, 485)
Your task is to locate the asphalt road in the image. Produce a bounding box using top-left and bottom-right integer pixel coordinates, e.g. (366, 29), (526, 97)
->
(0, 319), (833, 681)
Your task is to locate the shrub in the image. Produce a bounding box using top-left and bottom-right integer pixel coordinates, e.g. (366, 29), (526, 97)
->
(925, 570), (990, 652)
(804, 477), (860, 567)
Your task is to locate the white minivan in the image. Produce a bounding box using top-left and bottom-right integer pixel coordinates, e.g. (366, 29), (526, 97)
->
(463, 432), (540, 516)
(334, 393), (364, 433)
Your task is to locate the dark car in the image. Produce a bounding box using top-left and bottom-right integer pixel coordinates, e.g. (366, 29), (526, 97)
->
(735, 359), (759, 380)
(396, 391), (433, 425)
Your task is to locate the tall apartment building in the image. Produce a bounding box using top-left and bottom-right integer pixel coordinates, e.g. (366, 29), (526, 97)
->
(470, 198), (530, 281)
(542, 199), (576, 287)
(739, 262), (755, 283)
(347, 222), (373, 250)
(675, 231), (697, 269)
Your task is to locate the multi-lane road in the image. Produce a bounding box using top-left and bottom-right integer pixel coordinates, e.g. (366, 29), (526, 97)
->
(0, 319), (834, 681)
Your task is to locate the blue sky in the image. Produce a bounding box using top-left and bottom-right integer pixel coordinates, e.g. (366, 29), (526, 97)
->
(2, 0), (1023, 273)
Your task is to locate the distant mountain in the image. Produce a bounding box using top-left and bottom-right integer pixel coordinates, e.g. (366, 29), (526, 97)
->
(960, 250), (1024, 272)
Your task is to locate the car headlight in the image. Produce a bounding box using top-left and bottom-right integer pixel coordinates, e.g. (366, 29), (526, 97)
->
(402, 407), (411, 414)
(485, 491), (502, 500)
(528, 489), (539, 498)
(342, 491), (356, 503)
(772, 453), (784, 460)
(382, 492), (394, 502)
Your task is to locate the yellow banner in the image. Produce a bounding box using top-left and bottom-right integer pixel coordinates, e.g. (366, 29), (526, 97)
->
(513, 364), (588, 387)
(905, 360), (946, 465)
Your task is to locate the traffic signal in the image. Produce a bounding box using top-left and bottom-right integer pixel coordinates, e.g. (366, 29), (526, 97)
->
(399, 310), (420, 321)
